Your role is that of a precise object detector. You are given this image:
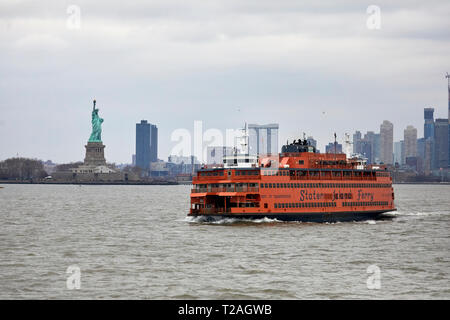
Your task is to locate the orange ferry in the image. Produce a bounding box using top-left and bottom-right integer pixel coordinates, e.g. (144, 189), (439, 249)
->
(189, 138), (396, 222)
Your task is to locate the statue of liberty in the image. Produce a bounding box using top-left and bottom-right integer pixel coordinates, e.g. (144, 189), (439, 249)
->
(88, 100), (104, 142)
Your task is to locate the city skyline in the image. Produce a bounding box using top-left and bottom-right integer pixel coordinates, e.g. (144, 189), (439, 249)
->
(1, 99), (449, 166)
(1, 1), (450, 164)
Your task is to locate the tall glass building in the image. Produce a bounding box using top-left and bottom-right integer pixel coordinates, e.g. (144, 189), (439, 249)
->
(424, 108), (435, 140)
(136, 120), (151, 170)
(136, 120), (158, 170)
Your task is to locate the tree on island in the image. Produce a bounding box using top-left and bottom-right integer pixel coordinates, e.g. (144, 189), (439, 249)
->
(0, 158), (48, 180)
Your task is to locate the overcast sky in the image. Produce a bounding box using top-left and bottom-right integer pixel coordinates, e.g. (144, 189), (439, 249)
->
(1, 0), (449, 164)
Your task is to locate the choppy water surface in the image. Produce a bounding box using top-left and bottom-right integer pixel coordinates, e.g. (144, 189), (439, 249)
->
(0, 184), (449, 299)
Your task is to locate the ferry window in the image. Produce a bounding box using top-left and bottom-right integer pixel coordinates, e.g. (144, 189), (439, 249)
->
(265, 183), (268, 188)
(298, 160), (304, 165)
(276, 183), (280, 188)
(274, 203), (277, 208)
(260, 183), (264, 188)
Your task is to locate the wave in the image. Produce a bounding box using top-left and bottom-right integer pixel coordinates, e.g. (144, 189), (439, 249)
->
(388, 211), (449, 217)
(183, 216), (282, 224)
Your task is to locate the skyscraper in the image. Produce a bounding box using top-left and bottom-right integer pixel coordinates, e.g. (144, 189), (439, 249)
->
(248, 123), (279, 155)
(150, 124), (158, 162)
(424, 107), (435, 140)
(353, 131), (362, 155)
(434, 119), (449, 169)
(380, 120), (393, 164)
(363, 131), (377, 164)
(325, 142), (343, 154)
(447, 73), (450, 168)
(404, 125), (417, 158)
(136, 120), (151, 170)
(373, 133), (381, 163)
(393, 141), (403, 165)
(307, 136), (317, 149)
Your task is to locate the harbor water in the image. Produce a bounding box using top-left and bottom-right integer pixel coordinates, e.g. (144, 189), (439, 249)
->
(0, 184), (449, 299)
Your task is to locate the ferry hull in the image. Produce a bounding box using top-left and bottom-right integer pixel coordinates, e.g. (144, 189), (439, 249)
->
(188, 209), (396, 223)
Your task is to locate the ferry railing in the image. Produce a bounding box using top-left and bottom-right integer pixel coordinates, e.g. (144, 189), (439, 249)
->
(236, 187), (259, 192)
(192, 186), (260, 193)
(199, 207), (231, 214)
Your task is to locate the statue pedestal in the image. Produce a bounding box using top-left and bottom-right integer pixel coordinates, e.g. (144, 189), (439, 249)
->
(84, 142), (106, 166)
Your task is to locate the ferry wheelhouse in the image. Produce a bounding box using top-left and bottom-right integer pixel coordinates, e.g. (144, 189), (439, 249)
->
(189, 138), (396, 222)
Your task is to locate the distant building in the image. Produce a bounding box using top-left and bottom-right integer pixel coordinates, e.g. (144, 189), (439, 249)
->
(417, 137), (425, 163)
(207, 146), (233, 164)
(393, 141), (403, 165)
(149, 161), (169, 177)
(136, 120), (158, 170)
(307, 136), (317, 149)
(248, 123), (279, 155)
(150, 123), (158, 163)
(434, 119), (449, 170)
(424, 108), (435, 140)
(373, 133), (381, 163)
(132, 154), (136, 167)
(364, 131), (377, 164)
(404, 125), (417, 158)
(380, 120), (393, 164)
(360, 140), (372, 163)
(353, 131), (362, 155)
(325, 142), (343, 154)
(168, 155), (198, 165)
(136, 120), (151, 170)
(424, 138), (433, 175)
(167, 155), (200, 175)
(405, 156), (419, 172)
